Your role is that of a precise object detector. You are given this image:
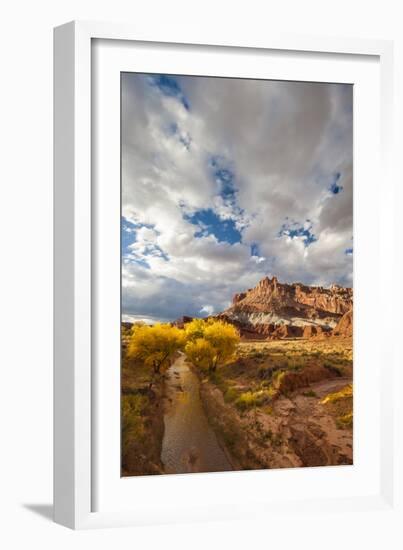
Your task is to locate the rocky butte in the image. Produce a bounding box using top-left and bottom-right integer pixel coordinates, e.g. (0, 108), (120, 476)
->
(216, 276), (353, 340)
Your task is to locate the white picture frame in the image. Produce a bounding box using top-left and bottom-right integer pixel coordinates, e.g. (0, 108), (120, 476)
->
(54, 20), (396, 530)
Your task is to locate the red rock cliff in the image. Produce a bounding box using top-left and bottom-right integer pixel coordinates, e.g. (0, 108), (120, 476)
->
(218, 275), (353, 339)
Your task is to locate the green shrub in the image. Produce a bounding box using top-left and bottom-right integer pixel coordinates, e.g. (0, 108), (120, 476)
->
(289, 363), (304, 372)
(303, 390), (317, 398)
(272, 370), (286, 385)
(336, 412), (353, 429)
(234, 389), (271, 411)
(209, 370), (230, 394)
(224, 386), (239, 403)
(321, 384), (353, 404)
(122, 393), (148, 417)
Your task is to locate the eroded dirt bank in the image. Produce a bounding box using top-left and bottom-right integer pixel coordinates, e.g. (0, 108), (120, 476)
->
(200, 378), (353, 470)
(199, 338), (353, 470)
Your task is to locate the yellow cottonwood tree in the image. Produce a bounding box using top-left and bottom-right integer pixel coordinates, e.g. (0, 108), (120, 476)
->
(184, 317), (213, 342)
(128, 323), (185, 375)
(185, 319), (239, 372)
(184, 338), (216, 371)
(203, 321), (240, 370)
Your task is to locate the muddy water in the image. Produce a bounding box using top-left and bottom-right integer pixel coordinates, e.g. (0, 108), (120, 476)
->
(161, 354), (232, 474)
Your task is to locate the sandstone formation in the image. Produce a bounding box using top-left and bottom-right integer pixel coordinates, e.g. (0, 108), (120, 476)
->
(217, 275), (353, 340)
(333, 309), (353, 337)
(302, 325), (330, 339)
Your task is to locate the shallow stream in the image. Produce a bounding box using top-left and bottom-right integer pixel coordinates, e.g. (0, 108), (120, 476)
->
(161, 354), (232, 474)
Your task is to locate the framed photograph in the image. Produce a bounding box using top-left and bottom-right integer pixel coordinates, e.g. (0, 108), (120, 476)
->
(54, 21), (396, 529)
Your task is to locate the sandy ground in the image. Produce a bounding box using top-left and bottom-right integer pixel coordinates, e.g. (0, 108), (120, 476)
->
(200, 337), (353, 470)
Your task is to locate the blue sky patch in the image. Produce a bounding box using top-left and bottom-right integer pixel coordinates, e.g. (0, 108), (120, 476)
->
(250, 243), (260, 257)
(165, 122), (191, 149)
(122, 218), (138, 255)
(167, 122), (178, 134)
(124, 257), (150, 269)
(121, 217), (169, 266)
(278, 220), (317, 247)
(142, 244), (169, 261)
(329, 172), (343, 194)
(148, 74), (190, 110)
(216, 168), (235, 198)
(184, 208), (242, 244)
(209, 155), (237, 200)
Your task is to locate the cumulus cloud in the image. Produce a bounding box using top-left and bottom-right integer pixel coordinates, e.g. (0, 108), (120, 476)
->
(121, 73), (353, 322)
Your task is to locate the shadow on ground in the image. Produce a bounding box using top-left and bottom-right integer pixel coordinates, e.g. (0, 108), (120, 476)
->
(23, 504), (53, 522)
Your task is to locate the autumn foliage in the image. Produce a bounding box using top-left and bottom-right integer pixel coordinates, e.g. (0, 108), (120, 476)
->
(127, 318), (240, 376)
(128, 323), (185, 374)
(185, 319), (240, 372)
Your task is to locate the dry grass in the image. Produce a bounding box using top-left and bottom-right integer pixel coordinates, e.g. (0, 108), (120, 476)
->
(320, 383), (353, 430)
(237, 337), (353, 362)
(320, 383), (353, 405)
(212, 337), (353, 411)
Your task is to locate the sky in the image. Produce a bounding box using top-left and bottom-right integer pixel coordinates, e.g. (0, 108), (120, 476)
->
(121, 73), (353, 323)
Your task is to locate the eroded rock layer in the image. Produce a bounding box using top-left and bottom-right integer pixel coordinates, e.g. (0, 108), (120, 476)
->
(218, 276), (353, 339)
